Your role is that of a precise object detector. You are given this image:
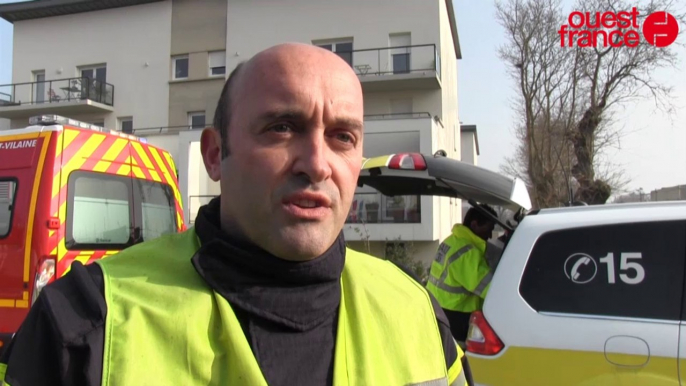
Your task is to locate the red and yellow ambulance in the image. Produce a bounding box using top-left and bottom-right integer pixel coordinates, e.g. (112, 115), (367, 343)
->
(0, 115), (185, 355)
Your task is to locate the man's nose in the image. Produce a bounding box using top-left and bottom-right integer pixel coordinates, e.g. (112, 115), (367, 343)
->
(291, 131), (333, 183)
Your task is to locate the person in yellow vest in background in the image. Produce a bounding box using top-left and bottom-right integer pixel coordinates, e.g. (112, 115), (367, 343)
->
(1, 43), (472, 386)
(427, 204), (499, 344)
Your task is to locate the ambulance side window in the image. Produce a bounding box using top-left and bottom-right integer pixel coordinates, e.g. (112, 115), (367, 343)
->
(134, 178), (176, 241)
(519, 220), (686, 321)
(0, 179), (17, 238)
(66, 171), (133, 249)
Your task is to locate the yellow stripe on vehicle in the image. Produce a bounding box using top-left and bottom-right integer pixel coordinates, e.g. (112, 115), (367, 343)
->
(149, 147), (182, 206)
(0, 299), (14, 308)
(93, 138), (128, 172)
(117, 164), (132, 176)
(131, 142), (155, 169)
(51, 129), (81, 198)
(468, 346), (677, 386)
(58, 201), (67, 225)
(55, 129), (80, 158)
(54, 133), (106, 194)
(361, 155), (392, 170)
(132, 166), (146, 179)
(163, 151), (183, 207)
(148, 169), (162, 182)
(23, 132), (52, 283)
(57, 238), (68, 262)
(135, 144), (164, 181)
(15, 291), (29, 308)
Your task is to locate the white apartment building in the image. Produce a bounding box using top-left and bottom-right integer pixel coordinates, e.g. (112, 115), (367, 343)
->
(0, 0), (473, 266)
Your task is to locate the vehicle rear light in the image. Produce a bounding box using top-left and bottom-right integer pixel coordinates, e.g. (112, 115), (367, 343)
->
(466, 311), (504, 355)
(388, 153), (427, 170)
(47, 217), (60, 230)
(31, 257), (56, 305)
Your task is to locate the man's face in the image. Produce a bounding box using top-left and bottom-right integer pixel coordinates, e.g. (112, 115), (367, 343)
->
(471, 220), (495, 241)
(210, 45), (364, 261)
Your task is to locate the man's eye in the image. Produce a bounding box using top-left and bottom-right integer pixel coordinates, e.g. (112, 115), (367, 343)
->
(269, 124), (291, 133)
(335, 133), (354, 143)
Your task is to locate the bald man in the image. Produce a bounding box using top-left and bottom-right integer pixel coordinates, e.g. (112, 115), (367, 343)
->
(1, 44), (472, 386)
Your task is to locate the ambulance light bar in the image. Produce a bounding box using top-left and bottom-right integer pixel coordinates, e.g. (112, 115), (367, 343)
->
(29, 114), (146, 143)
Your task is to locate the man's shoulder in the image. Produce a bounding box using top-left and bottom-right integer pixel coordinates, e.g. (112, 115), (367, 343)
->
(100, 229), (199, 267)
(32, 261), (106, 344)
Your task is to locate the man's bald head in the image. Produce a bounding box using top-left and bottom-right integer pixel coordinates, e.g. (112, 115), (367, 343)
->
(212, 43), (360, 158)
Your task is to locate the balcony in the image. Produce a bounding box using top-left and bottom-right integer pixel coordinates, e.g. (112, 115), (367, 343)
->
(339, 44), (441, 92)
(0, 77), (115, 119)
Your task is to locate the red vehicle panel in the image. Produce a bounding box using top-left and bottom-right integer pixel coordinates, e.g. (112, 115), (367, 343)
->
(0, 118), (185, 355)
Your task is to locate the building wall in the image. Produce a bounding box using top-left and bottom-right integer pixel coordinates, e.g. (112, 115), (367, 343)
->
(11, 1), (172, 130)
(168, 0), (227, 128)
(171, 0), (226, 56)
(461, 131), (477, 165)
(0, 118), (8, 131)
(435, 0), (462, 245)
(651, 185), (686, 201)
(363, 89), (442, 117)
(226, 0), (441, 74)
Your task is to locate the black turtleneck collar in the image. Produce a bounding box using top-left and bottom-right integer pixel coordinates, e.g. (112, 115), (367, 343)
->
(191, 197), (345, 331)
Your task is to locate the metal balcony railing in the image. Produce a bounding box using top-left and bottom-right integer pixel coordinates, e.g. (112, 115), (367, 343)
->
(133, 113), (432, 136)
(334, 44), (440, 79)
(347, 192), (421, 224)
(132, 124), (212, 135)
(0, 77), (115, 107)
(364, 112), (432, 121)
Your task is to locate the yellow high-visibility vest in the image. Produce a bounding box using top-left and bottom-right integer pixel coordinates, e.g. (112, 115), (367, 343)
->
(94, 228), (467, 386)
(426, 224), (494, 313)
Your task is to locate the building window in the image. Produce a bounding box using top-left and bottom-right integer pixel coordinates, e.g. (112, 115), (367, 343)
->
(78, 65), (108, 103)
(173, 55), (189, 80)
(0, 179), (17, 238)
(209, 51), (226, 76)
(314, 40), (353, 67)
(119, 117), (133, 134)
(188, 112), (206, 129)
(33, 70), (46, 104)
(389, 33), (411, 74)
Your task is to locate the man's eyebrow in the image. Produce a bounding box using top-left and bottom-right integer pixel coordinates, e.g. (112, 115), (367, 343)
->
(257, 109), (363, 131)
(332, 118), (364, 131)
(257, 109), (308, 123)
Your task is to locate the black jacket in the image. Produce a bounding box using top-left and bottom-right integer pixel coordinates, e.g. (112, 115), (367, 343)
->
(1, 198), (473, 386)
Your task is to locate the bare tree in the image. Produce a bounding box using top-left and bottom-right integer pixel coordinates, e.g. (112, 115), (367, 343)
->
(496, 0), (683, 207)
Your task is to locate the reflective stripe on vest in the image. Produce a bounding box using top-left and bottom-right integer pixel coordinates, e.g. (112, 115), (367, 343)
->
(430, 244), (473, 293)
(97, 228), (453, 386)
(473, 271), (494, 296)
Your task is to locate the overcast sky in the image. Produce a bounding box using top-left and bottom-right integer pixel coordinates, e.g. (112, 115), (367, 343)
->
(0, 0), (684, 195)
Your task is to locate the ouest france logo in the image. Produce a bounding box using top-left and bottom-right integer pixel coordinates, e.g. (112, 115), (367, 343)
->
(558, 8), (679, 48)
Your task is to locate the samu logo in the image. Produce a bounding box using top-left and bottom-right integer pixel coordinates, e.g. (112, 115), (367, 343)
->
(564, 253), (598, 284)
(558, 8), (679, 48)
(564, 252), (646, 285)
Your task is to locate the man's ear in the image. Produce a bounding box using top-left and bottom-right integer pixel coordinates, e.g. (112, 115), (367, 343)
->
(200, 128), (222, 182)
